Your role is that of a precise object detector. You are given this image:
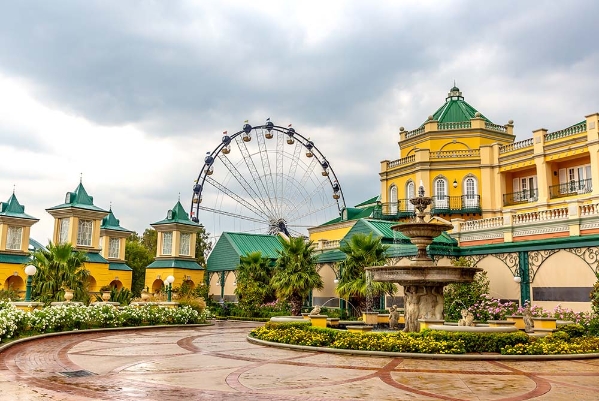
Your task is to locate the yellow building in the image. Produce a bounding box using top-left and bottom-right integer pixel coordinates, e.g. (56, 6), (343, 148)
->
(99, 208), (134, 290)
(46, 182), (132, 291)
(145, 201), (204, 293)
(0, 192), (38, 294)
(309, 86), (599, 312)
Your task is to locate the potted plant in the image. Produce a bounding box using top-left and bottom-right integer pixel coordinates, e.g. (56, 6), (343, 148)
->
(100, 285), (112, 302)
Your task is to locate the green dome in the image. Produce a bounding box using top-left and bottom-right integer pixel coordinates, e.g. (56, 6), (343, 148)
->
(422, 87), (493, 125)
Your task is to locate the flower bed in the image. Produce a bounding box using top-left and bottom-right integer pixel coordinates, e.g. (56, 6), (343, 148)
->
(250, 322), (599, 355)
(0, 300), (209, 343)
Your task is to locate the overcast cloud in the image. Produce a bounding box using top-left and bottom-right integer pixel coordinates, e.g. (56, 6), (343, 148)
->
(1, 0), (598, 243)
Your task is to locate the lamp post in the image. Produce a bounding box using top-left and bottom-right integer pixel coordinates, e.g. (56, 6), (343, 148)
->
(24, 265), (37, 302)
(166, 275), (175, 302)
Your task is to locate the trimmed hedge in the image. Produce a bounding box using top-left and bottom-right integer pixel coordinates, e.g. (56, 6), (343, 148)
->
(250, 322), (599, 355)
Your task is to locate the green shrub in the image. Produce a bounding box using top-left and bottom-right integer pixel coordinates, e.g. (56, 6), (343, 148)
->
(556, 324), (586, 338)
(415, 329), (530, 353)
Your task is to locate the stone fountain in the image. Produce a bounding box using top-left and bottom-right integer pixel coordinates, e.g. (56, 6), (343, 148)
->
(365, 185), (481, 332)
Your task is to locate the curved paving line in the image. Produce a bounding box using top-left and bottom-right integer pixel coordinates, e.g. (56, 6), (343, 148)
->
(247, 335), (599, 361)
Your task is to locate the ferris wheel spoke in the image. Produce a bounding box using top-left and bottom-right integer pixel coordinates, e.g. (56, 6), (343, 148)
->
(234, 135), (276, 213)
(288, 200), (339, 223)
(285, 178), (330, 221)
(281, 156), (319, 217)
(287, 227), (305, 237)
(204, 176), (270, 221)
(275, 130), (285, 217)
(217, 153), (272, 217)
(198, 205), (269, 225)
(256, 129), (277, 212)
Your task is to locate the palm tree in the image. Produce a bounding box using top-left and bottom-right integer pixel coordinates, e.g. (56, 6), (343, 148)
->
(234, 251), (274, 316)
(271, 236), (323, 316)
(31, 242), (90, 303)
(336, 233), (396, 313)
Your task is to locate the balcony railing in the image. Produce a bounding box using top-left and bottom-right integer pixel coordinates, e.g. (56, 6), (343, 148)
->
(431, 195), (481, 215)
(549, 179), (593, 199)
(503, 188), (539, 206)
(373, 200), (416, 220)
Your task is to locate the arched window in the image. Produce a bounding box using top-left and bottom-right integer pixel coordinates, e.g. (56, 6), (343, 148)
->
(464, 177), (478, 208)
(389, 185), (398, 214)
(434, 178), (448, 209)
(406, 181), (415, 211)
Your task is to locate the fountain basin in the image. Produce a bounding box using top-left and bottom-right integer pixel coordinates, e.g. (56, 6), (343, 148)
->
(365, 265), (482, 286)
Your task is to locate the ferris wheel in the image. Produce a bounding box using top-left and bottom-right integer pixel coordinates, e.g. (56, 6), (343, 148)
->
(190, 120), (346, 238)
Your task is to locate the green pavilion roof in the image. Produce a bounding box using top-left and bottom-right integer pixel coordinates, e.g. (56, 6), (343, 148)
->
(152, 201), (200, 227)
(47, 182), (108, 212)
(147, 259), (203, 270)
(0, 193), (38, 220)
(423, 86), (493, 126)
(108, 262), (133, 271)
(206, 232), (284, 272)
(101, 209), (132, 232)
(341, 219), (457, 246)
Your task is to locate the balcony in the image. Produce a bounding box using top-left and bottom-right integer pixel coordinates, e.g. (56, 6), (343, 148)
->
(503, 189), (539, 206)
(549, 179), (592, 199)
(431, 195), (481, 215)
(373, 200), (416, 220)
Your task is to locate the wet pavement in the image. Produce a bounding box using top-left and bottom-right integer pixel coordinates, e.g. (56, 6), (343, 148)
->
(1, 321), (599, 400)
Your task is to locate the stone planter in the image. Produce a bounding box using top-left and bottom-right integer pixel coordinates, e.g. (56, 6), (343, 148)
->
(362, 311), (379, 325)
(11, 302), (44, 311)
(377, 314), (390, 325)
(533, 317), (557, 331)
(327, 318), (340, 328)
(309, 314), (328, 328)
(507, 315), (525, 330)
(301, 313), (310, 320)
(418, 319), (445, 331)
(141, 291), (150, 302)
(63, 289), (74, 302)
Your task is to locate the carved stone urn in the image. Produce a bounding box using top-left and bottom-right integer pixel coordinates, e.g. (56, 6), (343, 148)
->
(102, 292), (111, 302)
(63, 289), (74, 302)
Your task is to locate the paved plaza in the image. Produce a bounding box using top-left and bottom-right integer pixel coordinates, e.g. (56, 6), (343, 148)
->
(1, 321), (599, 400)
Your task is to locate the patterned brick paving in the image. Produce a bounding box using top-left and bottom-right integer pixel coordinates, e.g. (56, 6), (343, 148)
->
(1, 321), (599, 400)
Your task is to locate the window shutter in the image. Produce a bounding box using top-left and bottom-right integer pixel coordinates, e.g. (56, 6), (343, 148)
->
(559, 169), (567, 185)
(512, 178), (519, 192)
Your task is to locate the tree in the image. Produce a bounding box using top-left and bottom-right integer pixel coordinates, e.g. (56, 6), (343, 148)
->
(195, 225), (213, 267)
(336, 233), (396, 313)
(271, 237), (323, 316)
(443, 258), (490, 321)
(30, 242), (90, 303)
(125, 234), (154, 296)
(234, 251), (274, 317)
(141, 229), (158, 258)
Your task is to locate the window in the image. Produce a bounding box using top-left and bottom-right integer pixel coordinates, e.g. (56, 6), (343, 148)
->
(434, 178), (448, 208)
(179, 233), (191, 256)
(162, 232), (173, 255)
(389, 185), (398, 214)
(6, 226), (22, 250)
(77, 219), (93, 246)
(464, 177), (479, 207)
(406, 181), (415, 211)
(512, 176), (537, 201)
(559, 164), (592, 194)
(109, 237), (120, 259)
(59, 218), (70, 243)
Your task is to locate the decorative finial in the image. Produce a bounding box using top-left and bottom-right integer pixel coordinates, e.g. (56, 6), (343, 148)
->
(80, 173), (83, 183)
(13, 184), (15, 194)
(178, 192), (181, 201)
(109, 201), (112, 211)
(453, 79), (456, 87)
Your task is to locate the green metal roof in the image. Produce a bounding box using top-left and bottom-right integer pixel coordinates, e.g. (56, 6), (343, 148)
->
(0, 193), (38, 220)
(206, 232), (284, 272)
(147, 258), (203, 270)
(341, 219), (457, 246)
(0, 253), (30, 264)
(86, 252), (108, 263)
(152, 201), (200, 227)
(423, 86), (492, 125)
(28, 238), (46, 252)
(354, 195), (379, 208)
(47, 182), (108, 212)
(108, 262), (133, 271)
(101, 209), (132, 232)
(316, 249), (346, 263)
(320, 206), (375, 226)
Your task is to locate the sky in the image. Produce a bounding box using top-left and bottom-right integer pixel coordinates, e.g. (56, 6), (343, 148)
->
(1, 0), (598, 244)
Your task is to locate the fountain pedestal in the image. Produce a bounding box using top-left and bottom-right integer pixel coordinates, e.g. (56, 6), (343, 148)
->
(366, 187), (481, 332)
